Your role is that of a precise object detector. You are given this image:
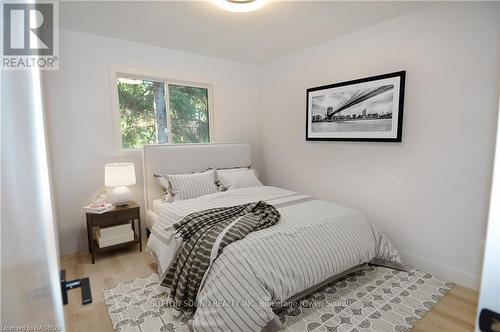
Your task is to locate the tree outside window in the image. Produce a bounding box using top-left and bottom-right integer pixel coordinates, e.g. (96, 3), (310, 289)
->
(116, 75), (210, 149)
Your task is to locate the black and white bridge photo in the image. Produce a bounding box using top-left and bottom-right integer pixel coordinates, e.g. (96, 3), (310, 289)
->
(306, 71), (405, 142)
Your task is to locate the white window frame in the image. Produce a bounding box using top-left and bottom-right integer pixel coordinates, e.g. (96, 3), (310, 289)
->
(109, 67), (215, 156)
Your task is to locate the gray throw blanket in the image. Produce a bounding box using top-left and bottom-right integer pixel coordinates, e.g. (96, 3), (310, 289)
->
(161, 201), (281, 313)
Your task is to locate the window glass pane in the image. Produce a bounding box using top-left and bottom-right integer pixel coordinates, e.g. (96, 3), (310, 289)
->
(117, 77), (167, 149)
(168, 84), (210, 144)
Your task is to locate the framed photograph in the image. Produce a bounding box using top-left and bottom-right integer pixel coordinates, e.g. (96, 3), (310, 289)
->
(306, 71), (405, 142)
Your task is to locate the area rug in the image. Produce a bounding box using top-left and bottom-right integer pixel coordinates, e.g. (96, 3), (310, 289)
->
(103, 266), (454, 332)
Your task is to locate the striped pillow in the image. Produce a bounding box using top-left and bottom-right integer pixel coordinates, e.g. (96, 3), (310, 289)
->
(159, 170), (218, 201)
(155, 176), (175, 202)
(216, 168), (263, 190)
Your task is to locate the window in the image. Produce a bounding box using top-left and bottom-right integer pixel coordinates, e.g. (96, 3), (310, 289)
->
(114, 74), (211, 150)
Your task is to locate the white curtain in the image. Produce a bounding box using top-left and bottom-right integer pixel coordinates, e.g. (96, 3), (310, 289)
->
(1, 66), (65, 327)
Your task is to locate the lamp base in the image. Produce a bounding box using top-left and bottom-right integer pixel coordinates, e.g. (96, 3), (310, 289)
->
(111, 186), (131, 207)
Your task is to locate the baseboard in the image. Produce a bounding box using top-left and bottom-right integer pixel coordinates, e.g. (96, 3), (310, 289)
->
(399, 252), (480, 290)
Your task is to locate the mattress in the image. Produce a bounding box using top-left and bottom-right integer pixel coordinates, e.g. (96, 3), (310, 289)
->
(145, 199), (168, 231)
(152, 198), (164, 215)
(145, 210), (158, 231)
(146, 186), (401, 332)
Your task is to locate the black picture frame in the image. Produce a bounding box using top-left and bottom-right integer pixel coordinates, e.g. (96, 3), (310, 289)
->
(306, 71), (405, 142)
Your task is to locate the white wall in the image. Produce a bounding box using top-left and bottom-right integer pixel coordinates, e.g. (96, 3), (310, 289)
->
(45, 3), (500, 289)
(44, 30), (261, 255)
(259, 3), (500, 289)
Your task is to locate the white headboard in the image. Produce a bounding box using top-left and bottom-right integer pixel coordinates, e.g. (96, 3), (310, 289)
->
(142, 143), (251, 211)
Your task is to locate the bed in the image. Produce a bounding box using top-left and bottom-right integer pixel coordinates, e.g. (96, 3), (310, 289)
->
(142, 143), (254, 234)
(142, 143), (401, 332)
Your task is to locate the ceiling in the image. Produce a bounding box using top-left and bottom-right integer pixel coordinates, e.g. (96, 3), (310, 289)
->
(60, 1), (433, 64)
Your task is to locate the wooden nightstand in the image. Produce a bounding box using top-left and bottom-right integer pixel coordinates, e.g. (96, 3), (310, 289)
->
(85, 201), (142, 263)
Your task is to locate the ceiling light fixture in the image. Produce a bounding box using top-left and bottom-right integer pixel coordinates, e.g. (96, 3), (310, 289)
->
(214, 0), (267, 13)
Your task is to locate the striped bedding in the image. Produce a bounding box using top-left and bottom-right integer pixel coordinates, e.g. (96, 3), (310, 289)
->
(216, 168), (263, 190)
(147, 186), (401, 332)
(162, 202), (280, 314)
(157, 170), (219, 201)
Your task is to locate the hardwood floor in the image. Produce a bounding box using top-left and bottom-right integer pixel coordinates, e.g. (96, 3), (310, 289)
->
(412, 285), (478, 332)
(60, 246), (478, 331)
(60, 245), (156, 332)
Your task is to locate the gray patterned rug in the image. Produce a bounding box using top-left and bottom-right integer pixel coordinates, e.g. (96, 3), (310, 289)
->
(103, 266), (454, 332)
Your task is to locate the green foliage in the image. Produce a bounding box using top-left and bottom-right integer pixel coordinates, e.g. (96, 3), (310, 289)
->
(117, 79), (210, 149)
(117, 80), (156, 149)
(169, 85), (209, 144)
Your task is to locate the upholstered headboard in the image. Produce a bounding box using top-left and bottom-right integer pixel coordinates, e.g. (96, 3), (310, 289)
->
(142, 143), (251, 211)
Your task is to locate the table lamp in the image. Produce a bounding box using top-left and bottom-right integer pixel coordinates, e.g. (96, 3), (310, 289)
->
(104, 162), (136, 207)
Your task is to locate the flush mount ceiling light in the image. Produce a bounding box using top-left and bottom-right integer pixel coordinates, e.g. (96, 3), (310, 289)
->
(214, 0), (267, 13)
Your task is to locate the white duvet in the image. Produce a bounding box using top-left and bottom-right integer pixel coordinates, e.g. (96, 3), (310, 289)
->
(147, 186), (400, 331)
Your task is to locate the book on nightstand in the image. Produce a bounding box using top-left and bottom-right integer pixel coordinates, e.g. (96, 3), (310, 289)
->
(81, 203), (114, 214)
(96, 230), (134, 247)
(96, 224), (134, 248)
(100, 224), (131, 237)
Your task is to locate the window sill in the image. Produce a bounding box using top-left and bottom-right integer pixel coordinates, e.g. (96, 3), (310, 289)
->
(114, 148), (142, 157)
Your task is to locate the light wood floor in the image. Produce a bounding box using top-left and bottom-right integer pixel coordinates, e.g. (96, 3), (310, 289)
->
(60, 245), (478, 332)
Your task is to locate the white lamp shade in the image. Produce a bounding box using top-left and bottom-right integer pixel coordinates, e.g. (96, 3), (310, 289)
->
(104, 163), (136, 187)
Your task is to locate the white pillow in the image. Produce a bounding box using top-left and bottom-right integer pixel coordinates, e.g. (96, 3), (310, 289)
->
(159, 170), (218, 201)
(213, 166), (249, 189)
(216, 168), (263, 190)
